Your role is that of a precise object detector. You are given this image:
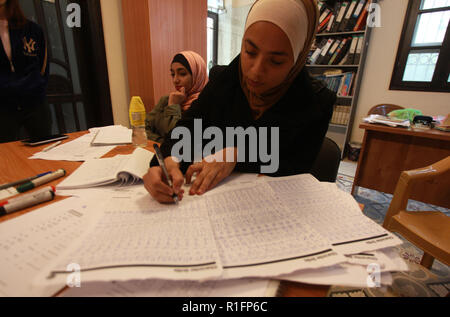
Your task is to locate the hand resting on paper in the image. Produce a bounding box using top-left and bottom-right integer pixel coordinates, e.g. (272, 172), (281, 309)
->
(185, 148), (238, 196)
(143, 148), (238, 203)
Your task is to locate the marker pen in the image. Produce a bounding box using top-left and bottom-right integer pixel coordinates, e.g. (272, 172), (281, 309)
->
(0, 190), (55, 216)
(0, 186), (56, 207)
(0, 171), (52, 190)
(16, 169), (66, 193)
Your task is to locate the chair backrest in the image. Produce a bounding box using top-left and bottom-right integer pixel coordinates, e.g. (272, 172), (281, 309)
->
(208, 65), (227, 83)
(310, 137), (342, 182)
(46, 74), (81, 134)
(367, 104), (404, 116)
(383, 156), (450, 268)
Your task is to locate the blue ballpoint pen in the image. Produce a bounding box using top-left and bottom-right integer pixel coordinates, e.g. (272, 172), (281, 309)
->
(0, 172), (52, 191)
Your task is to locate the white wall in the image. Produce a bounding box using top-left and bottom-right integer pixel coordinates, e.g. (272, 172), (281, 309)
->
(100, 0), (130, 127)
(351, 0), (450, 143)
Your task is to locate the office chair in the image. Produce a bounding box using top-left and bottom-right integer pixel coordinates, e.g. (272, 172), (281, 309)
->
(310, 137), (342, 183)
(367, 104), (404, 116)
(208, 65), (227, 82)
(383, 156), (450, 269)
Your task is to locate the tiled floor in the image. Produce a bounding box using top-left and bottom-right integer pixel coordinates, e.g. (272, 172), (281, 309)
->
(337, 160), (358, 178)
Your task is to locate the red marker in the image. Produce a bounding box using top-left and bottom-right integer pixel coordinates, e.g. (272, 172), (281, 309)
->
(0, 187), (56, 216)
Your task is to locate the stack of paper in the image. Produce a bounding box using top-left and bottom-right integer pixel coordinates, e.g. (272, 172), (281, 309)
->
(61, 279), (279, 297)
(29, 125), (133, 162)
(31, 175), (406, 295)
(363, 114), (410, 128)
(29, 133), (116, 162)
(89, 125), (132, 146)
(0, 197), (105, 296)
(0, 174), (409, 297)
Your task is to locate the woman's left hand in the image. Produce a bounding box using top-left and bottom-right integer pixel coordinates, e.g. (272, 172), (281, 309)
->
(185, 148), (237, 195)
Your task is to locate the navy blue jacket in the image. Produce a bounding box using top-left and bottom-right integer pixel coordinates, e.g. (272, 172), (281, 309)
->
(0, 20), (49, 108)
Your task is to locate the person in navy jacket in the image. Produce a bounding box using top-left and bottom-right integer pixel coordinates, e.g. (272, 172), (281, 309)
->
(0, 0), (51, 143)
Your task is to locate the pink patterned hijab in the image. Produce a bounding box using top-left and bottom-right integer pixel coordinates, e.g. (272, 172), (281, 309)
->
(176, 51), (208, 111)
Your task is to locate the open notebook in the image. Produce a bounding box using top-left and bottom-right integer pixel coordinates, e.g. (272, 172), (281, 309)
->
(57, 148), (154, 189)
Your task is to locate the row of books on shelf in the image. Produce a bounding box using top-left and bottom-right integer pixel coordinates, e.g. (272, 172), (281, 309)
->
(314, 72), (355, 97)
(317, 0), (371, 34)
(331, 105), (351, 125)
(308, 35), (364, 66)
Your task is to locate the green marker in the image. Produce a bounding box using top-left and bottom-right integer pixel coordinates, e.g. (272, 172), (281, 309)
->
(16, 169), (66, 193)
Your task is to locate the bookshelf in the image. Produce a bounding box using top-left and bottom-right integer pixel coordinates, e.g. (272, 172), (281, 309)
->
(307, 0), (377, 157)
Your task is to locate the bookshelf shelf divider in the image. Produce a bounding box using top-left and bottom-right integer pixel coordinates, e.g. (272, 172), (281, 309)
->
(309, 0), (377, 157)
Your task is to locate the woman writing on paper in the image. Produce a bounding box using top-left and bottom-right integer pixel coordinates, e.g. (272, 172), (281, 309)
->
(0, 0), (51, 143)
(145, 51), (208, 143)
(144, 0), (336, 203)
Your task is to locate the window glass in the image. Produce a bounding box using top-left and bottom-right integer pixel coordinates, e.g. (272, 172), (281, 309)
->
(207, 16), (215, 71)
(412, 11), (450, 46)
(421, 0), (450, 10)
(402, 51), (439, 81)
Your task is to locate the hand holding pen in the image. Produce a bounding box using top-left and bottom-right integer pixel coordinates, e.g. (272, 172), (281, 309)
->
(143, 145), (184, 204)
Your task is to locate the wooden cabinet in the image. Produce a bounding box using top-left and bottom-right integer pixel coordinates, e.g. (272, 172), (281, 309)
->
(122, 0), (207, 112)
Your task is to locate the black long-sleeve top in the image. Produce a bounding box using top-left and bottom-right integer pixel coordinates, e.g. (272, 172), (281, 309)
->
(151, 55), (336, 177)
(0, 20), (49, 108)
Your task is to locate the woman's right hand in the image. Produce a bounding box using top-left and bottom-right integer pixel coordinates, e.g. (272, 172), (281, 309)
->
(143, 157), (185, 204)
(168, 87), (186, 105)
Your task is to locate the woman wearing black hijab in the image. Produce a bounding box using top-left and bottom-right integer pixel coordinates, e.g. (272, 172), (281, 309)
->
(144, 0), (336, 203)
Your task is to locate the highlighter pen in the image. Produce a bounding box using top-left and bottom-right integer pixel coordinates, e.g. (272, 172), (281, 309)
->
(153, 144), (179, 204)
(0, 186), (56, 207)
(16, 169), (66, 193)
(0, 171), (52, 190)
(0, 189), (55, 216)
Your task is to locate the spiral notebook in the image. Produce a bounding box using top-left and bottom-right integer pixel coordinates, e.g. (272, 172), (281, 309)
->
(57, 148), (154, 189)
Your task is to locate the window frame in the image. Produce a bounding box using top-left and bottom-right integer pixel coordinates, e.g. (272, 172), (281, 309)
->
(390, 0), (450, 93)
(207, 11), (219, 68)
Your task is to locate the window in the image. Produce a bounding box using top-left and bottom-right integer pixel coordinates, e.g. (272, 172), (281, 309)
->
(390, 0), (450, 92)
(207, 11), (219, 72)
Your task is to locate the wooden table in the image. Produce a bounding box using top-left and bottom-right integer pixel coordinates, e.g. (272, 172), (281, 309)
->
(0, 132), (330, 297)
(352, 123), (450, 208)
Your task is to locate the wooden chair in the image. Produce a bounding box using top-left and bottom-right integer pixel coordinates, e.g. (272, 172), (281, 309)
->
(383, 156), (450, 269)
(367, 104), (404, 116)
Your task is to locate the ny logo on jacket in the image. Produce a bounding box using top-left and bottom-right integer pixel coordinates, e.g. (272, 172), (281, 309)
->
(23, 37), (37, 56)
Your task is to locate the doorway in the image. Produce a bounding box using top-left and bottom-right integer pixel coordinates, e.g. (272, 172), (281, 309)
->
(19, 0), (113, 134)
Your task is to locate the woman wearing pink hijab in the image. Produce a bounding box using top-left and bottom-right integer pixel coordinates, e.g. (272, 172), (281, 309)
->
(146, 51), (208, 143)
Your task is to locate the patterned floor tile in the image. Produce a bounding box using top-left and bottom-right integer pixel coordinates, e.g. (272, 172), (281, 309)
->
(330, 172), (450, 297)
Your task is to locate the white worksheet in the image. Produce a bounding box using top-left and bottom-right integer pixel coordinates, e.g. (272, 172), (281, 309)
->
(0, 197), (102, 296)
(44, 194), (223, 283)
(61, 278), (278, 297)
(264, 175), (403, 254)
(30, 173), (405, 292)
(29, 133), (115, 161)
(343, 247), (408, 271)
(280, 247), (408, 288)
(205, 181), (345, 279)
(89, 125), (132, 146)
(279, 263), (394, 288)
